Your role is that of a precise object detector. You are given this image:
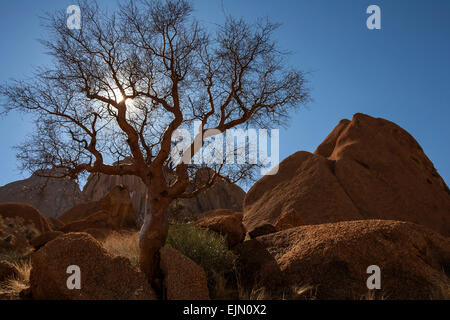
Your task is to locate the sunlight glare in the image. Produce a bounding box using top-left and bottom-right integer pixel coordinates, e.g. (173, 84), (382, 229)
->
(113, 88), (124, 103)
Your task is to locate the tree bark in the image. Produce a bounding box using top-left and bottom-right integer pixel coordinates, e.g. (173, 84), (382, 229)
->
(139, 193), (170, 296)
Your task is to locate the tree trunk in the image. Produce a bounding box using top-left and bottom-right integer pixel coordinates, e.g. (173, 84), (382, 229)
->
(139, 193), (170, 295)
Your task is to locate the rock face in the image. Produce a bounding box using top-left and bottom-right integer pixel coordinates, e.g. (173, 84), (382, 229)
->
(236, 220), (450, 300)
(243, 113), (450, 236)
(243, 151), (362, 234)
(173, 177), (246, 223)
(82, 173), (148, 224)
(30, 232), (155, 300)
(59, 185), (137, 230)
(248, 224), (277, 239)
(30, 231), (64, 250)
(196, 209), (246, 248)
(83, 169), (246, 225)
(160, 246), (210, 300)
(0, 170), (83, 218)
(47, 217), (65, 230)
(234, 239), (284, 295)
(315, 113), (450, 235)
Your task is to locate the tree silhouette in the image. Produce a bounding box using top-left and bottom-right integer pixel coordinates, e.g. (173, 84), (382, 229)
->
(0, 0), (309, 292)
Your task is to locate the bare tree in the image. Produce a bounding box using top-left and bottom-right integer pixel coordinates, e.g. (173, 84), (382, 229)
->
(0, 0), (309, 291)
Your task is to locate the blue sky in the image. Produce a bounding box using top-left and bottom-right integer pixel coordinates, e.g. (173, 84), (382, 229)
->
(0, 0), (449, 188)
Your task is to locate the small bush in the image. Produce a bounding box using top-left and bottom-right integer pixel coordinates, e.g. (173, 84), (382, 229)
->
(166, 224), (236, 276)
(166, 224), (237, 299)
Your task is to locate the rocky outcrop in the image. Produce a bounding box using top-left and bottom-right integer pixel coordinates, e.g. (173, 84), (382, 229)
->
(83, 168), (246, 224)
(30, 231), (64, 250)
(82, 173), (148, 224)
(236, 220), (450, 300)
(30, 232), (156, 300)
(0, 170), (83, 218)
(243, 113), (450, 236)
(160, 246), (210, 300)
(248, 224), (277, 239)
(47, 217), (65, 230)
(243, 151), (361, 234)
(59, 185), (137, 230)
(314, 113), (450, 236)
(173, 174), (246, 223)
(196, 209), (246, 248)
(234, 239), (284, 296)
(0, 203), (51, 235)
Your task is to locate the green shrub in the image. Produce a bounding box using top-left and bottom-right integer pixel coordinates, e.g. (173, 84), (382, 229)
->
(166, 224), (236, 276)
(166, 224), (238, 299)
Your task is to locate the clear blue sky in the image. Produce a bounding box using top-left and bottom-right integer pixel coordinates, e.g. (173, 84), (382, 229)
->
(0, 0), (449, 188)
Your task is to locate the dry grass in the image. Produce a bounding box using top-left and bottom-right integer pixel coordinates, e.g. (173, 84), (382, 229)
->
(0, 259), (32, 299)
(0, 250), (27, 263)
(237, 281), (317, 300)
(430, 281), (450, 300)
(289, 284), (318, 300)
(360, 290), (386, 300)
(101, 231), (140, 268)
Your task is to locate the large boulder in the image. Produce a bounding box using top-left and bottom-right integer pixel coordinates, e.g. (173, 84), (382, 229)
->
(60, 211), (121, 235)
(59, 185), (136, 230)
(233, 239), (284, 296)
(30, 231), (64, 250)
(238, 220), (450, 299)
(0, 203), (51, 254)
(243, 151), (362, 234)
(82, 171), (148, 224)
(30, 232), (155, 300)
(173, 169), (246, 223)
(243, 113), (450, 236)
(83, 167), (245, 225)
(0, 213), (31, 257)
(46, 217), (65, 230)
(248, 224), (277, 239)
(196, 209), (246, 248)
(314, 113), (450, 236)
(0, 203), (51, 235)
(160, 246), (210, 300)
(0, 170), (83, 218)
